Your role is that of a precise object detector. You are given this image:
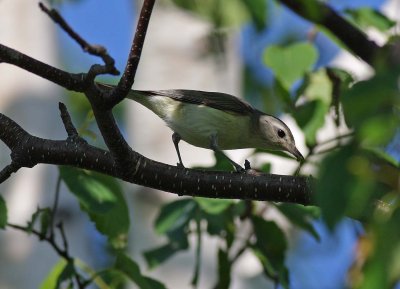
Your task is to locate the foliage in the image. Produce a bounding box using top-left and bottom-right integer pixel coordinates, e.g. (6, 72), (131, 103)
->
(0, 1), (399, 289)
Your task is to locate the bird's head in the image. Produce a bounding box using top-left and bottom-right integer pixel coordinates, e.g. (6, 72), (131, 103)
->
(258, 114), (304, 162)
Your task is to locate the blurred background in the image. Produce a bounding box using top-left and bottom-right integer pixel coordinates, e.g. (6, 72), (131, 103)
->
(0, 0), (398, 288)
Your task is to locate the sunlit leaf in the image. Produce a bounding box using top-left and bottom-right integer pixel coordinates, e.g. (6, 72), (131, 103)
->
(60, 166), (117, 214)
(115, 253), (166, 289)
(196, 198), (233, 214)
(40, 260), (67, 289)
(294, 100), (328, 146)
(155, 199), (197, 235)
(346, 8), (396, 32)
(0, 195), (7, 229)
(264, 42), (318, 90)
(59, 167), (130, 248)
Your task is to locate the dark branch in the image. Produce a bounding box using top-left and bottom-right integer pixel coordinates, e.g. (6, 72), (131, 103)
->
(39, 2), (119, 76)
(108, 0), (155, 107)
(86, 0), (156, 178)
(277, 0), (380, 65)
(0, 43), (86, 91)
(0, 0), (314, 206)
(0, 111), (312, 205)
(59, 102), (79, 138)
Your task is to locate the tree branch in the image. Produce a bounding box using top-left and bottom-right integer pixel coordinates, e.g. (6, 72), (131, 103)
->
(0, 0), (313, 206)
(0, 43), (86, 91)
(0, 109), (313, 205)
(107, 0), (155, 107)
(39, 2), (119, 76)
(277, 0), (381, 65)
(85, 0), (156, 178)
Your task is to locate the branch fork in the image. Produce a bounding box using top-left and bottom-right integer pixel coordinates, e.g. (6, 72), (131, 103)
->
(11, 0), (391, 204)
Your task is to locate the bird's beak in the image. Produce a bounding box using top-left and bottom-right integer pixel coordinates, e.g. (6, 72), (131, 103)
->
(289, 146), (304, 162)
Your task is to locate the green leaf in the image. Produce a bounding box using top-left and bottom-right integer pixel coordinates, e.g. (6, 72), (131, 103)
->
(144, 238), (189, 269)
(40, 260), (67, 289)
(252, 216), (288, 281)
(213, 248), (232, 289)
(359, 115), (399, 146)
(264, 42), (318, 90)
(59, 166), (117, 214)
(27, 208), (48, 234)
(115, 253), (166, 289)
(241, 0), (267, 30)
(155, 199), (197, 235)
(191, 219), (202, 287)
(342, 71), (399, 130)
(0, 195), (7, 229)
(346, 8), (396, 32)
(293, 100), (328, 146)
(196, 198), (233, 214)
(39, 208), (52, 236)
(316, 145), (380, 229)
(60, 167), (130, 248)
(276, 204), (320, 241)
(316, 146), (354, 229)
(304, 69), (332, 104)
(58, 262), (76, 287)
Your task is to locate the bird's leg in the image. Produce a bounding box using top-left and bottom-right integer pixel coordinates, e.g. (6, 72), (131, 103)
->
(172, 132), (185, 168)
(209, 134), (245, 172)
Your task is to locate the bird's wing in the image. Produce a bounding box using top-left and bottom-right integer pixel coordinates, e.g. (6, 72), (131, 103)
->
(137, 89), (255, 115)
(96, 83), (256, 115)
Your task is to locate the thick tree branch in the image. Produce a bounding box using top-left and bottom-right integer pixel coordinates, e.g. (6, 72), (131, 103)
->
(0, 109), (312, 205)
(277, 0), (380, 65)
(0, 0), (314, 206)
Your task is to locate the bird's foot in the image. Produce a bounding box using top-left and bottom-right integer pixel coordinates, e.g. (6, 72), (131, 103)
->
(176, 162), (185, 169)
(234, 160), (252, 173)
(233, 163), (246, 173)
(244, 160), (252, 170)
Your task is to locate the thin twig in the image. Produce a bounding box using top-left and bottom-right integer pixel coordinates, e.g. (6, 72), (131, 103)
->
(8, 223), (67, 258)
(58, 222), (69, 254)
(0, 44), (86, 92)
(39, 2), (119, 75)
(108, 0), (156, 107)
(316, 132), (354, 148)
(8, 222), (86, 288)
(50, 175), (62, 238)
(59, 102), (80, 138)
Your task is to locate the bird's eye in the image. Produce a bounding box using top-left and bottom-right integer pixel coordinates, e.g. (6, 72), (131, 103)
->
(277, 129), (286, 138)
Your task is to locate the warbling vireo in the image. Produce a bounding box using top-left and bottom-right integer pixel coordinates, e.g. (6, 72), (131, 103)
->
(99, 83), (304, 171)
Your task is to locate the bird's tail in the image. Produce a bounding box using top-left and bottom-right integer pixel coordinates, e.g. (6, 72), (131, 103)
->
(96, 82), (150, 102)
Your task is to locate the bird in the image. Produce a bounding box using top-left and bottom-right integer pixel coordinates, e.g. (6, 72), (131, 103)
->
(98, 83), (304, 171)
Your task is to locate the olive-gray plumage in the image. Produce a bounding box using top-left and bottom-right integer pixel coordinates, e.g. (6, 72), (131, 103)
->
(98, 83), (303, 170)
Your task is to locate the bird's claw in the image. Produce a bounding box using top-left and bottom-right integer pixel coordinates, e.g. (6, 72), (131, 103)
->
(244, 160), (252, 170)
(234, 160), (251, 173)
